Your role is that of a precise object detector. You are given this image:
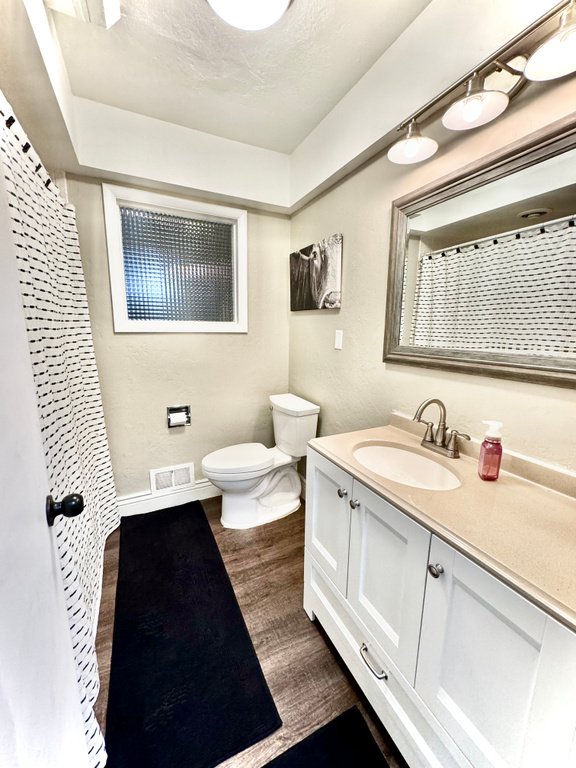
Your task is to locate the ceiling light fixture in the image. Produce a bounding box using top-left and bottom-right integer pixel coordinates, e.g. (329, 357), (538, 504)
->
(206, 0), (290, 31)
(387, 121), (438, 165)
(442, 74), (509, 131)
(524, 0), (576, 81)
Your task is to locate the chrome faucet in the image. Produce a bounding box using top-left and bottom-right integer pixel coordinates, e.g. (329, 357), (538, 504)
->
(413, 398), (470, 458)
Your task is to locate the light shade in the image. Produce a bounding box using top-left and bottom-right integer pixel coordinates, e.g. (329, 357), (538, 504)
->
(524, 3), (576, 81)
(442, 75), (509, 131)
(387, 121), (438, 165)
(206, 0), (290, 31)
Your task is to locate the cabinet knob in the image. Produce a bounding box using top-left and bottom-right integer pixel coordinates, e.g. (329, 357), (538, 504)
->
(349, 499), (360, 509)
(337, 488), (348, 498)
(428, 563), (444, 579)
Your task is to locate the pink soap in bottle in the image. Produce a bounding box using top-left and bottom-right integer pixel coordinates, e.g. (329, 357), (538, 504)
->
(478, 420), (503, 481)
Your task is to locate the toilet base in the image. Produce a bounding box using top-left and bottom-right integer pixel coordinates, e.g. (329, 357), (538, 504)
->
(221, 496), (301, 530)
(220, 464), (302, 530)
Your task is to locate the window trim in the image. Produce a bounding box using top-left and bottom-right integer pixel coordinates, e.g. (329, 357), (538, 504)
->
(102, 184), (248, 333)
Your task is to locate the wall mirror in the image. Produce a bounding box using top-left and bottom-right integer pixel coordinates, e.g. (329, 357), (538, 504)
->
(384, 116), (576, 388)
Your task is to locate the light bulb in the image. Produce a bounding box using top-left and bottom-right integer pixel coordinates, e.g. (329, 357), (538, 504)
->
(402, 138), (420, 159)
(442, 75), (508, 131)
(206, 0), (290, 31)
(387, 122), (438, 165)
(461, 96), (484, 124)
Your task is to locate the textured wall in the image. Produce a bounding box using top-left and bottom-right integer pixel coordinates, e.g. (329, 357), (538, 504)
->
(69, 178), (290, 497)
(289, 79), (576, 473)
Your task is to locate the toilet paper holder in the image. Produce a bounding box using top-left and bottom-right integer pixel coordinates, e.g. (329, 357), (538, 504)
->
(167, 405), (191, 428)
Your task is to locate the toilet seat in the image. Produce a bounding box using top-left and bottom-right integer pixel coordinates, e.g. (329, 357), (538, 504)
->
(202, 442), (273, 475)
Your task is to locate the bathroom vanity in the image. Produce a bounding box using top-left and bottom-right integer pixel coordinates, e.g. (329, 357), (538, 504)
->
(303, 423), (576, 768)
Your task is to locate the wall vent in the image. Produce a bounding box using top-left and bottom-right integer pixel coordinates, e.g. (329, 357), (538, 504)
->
(149, 462), (195, 496)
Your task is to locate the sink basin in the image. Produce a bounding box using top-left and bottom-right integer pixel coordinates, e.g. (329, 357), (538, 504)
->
(352, 442), (461, 491)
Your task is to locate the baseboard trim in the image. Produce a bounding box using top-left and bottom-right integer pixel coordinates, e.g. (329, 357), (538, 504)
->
(118, 479), (221, 517)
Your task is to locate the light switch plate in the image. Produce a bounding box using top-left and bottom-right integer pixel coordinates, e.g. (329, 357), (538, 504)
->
(335, 330), (343, 350)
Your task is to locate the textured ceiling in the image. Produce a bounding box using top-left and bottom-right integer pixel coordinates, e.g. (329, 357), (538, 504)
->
(51, 0), (434, 153)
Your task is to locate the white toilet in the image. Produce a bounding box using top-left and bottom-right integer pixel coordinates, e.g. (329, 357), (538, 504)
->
(201, 393), (320, 529)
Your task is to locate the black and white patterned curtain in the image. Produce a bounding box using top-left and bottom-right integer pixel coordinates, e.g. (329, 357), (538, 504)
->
(410, 217), (576, 356)
(0, 93), (120, 766)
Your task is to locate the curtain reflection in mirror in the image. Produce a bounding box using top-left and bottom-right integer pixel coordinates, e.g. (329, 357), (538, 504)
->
(402, 216), (576, 358)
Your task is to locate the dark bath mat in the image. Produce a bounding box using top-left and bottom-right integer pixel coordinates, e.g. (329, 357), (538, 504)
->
(262, 707), (389, 768)
(105, 502), (281, 768)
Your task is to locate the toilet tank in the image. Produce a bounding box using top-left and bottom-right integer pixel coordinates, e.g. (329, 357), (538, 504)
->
(270, 393), (320, 457)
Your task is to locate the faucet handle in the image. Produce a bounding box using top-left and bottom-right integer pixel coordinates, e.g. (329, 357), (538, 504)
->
(419, 420), (434, 443)
(446, 429), (471, 458)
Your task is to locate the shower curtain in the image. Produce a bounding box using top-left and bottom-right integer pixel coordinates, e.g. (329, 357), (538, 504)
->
(0, 93), (120, 766)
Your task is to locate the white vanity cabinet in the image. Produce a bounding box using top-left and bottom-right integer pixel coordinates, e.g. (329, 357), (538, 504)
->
(304, 447), (576, 768)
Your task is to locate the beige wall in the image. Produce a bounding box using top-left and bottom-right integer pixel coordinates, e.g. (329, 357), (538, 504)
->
(289, 79), (576, 473)
(69, 178), (290, 497)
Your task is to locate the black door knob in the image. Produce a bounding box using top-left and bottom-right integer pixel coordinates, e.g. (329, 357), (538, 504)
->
(46, 493), (84, 527)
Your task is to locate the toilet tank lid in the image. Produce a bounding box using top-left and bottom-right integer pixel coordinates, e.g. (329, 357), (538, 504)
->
(270, 393), (320, 416)
(202, 443), (273, 474)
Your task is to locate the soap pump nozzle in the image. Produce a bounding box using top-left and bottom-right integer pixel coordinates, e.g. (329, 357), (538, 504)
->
(482, 420), (503, 441)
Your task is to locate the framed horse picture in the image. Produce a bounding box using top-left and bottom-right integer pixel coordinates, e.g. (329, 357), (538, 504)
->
(290, 233), (342, 311)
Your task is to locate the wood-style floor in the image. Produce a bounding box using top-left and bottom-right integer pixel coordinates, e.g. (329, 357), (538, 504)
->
(94, 497), (409, 768)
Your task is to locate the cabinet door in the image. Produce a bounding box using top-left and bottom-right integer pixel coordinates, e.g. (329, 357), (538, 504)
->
(521, 617), (576, 768)
(416, 536), (550, 768)
(347, 481), (431, 684)
(305, 449), (352, 595)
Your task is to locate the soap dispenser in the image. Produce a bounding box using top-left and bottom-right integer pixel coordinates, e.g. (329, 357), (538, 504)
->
(478, 421), (503, 481)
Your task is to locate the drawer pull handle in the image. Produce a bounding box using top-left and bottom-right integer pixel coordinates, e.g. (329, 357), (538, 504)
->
(337, 488), (348, 498)
(360, 643), (388, 680)
(349, 499), (360, 509)
(428, 563), (445, 579)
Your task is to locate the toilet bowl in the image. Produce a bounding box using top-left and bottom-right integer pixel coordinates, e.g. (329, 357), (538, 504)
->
(202, 394), (320, 529)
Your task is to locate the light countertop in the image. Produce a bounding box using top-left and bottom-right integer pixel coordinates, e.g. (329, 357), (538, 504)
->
(308, 424), (576, 633)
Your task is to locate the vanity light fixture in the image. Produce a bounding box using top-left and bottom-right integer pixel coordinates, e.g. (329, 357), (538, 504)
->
(387, 121), (438, 165)
(442, 74), (509, 131)
(524, 0), (576, 81)
(386, 2), (575, 166)
(206, 0), (291, 31)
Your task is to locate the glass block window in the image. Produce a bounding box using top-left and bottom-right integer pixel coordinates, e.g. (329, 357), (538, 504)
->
(120, 207), (234, 322)
(103, 185), (247, 333)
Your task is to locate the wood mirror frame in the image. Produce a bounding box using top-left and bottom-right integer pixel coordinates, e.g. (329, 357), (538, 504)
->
(383, 113), (576, 389)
